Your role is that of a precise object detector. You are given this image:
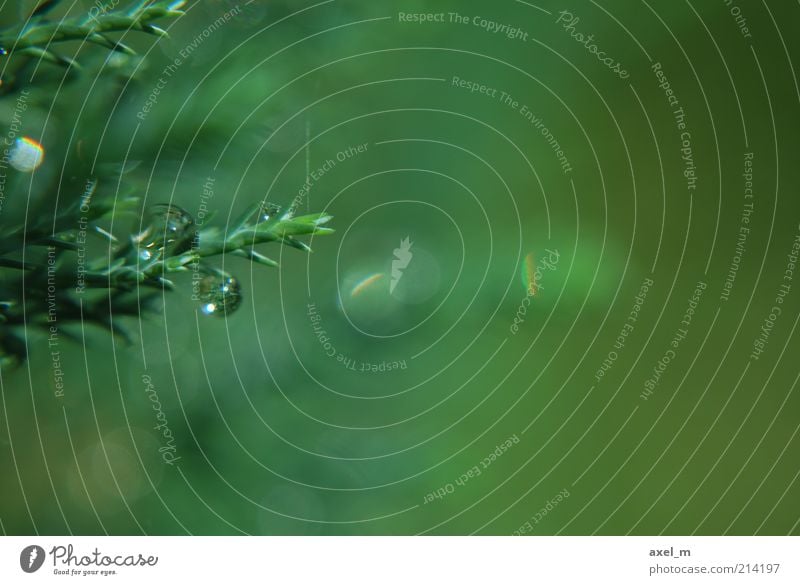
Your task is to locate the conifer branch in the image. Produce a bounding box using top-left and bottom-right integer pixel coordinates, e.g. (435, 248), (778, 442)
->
(0, 0), (186, 71)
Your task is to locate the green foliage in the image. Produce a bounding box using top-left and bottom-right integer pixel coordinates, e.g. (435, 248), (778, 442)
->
(0, 0), (186, 82)
(0, 1), (333, 366)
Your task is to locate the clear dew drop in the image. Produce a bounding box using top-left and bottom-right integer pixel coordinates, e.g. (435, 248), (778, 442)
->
(197, 272), (242, 317)
(255, 201), (283, 224)
(134, 204), (196, 260)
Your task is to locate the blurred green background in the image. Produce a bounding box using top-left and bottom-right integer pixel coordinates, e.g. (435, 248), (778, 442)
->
(1, 0), (799, 535)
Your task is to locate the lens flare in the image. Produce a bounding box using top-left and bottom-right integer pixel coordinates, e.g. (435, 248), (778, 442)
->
(9, 137), (44, 172)
(350, 272), (384, 298)
(521, 252), (537, 296)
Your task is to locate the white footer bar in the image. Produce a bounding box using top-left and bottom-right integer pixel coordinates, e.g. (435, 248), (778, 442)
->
(1, 536), (797, 584)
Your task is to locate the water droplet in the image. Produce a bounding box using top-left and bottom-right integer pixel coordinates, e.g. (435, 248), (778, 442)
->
(197, 271), (242, 317)
(9, 137), (44, 172)
(134, 204), (196, 261)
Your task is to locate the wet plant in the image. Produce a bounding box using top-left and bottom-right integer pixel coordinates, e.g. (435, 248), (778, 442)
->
(0, 1), (334, 366)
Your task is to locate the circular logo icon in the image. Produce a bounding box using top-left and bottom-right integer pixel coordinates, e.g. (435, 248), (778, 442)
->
(20, 545), (45, 573)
